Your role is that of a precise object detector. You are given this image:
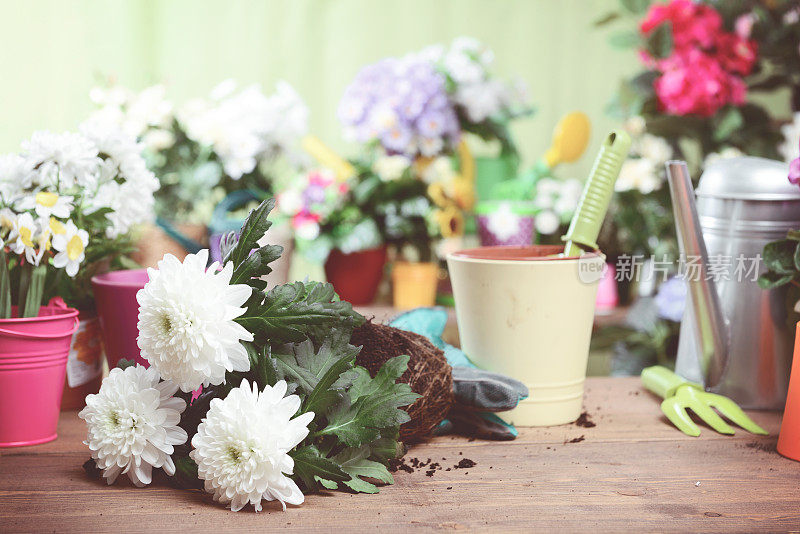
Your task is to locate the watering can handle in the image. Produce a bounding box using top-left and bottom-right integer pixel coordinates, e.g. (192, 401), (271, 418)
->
(665, 161), (728, 390)
(0, 317), (79, 340)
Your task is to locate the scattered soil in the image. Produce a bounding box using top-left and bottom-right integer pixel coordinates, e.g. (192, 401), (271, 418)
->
(388, 455), (476, 476)
(565, 435), (585, 444)
(352, 321), (453, 442)
(454, 458), (476, 469)
(744, 441), (778, 454)
(574, 411), (596, 428)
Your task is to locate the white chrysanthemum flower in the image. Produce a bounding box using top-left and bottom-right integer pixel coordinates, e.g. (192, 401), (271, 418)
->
(79, 365), (188, 487)
(0, 153), (33, 200)
(52, 219), (89, 277)
(22, 130), (101, 189)
(615, 158), (660, 194)
(535, 209), (561, 236)
(136, 249), (253, 392)
(190, 379), (314, 512)
(79, 118), (159, 237)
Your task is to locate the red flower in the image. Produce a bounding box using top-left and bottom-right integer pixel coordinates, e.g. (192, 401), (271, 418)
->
(640, 0), (721, 52)
(654, 49), (746, 117)
(715, 33), (758, 76)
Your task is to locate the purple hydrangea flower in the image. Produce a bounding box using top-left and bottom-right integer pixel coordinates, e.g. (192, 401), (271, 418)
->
(338, 56), (460, 158)
(655, 276), (687, 322)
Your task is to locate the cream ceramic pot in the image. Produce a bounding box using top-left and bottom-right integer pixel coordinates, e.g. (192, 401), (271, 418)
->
(447, 245), (604, 426)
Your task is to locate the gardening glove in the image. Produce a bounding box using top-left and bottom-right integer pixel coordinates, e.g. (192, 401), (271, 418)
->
(390, 307), (528, 440)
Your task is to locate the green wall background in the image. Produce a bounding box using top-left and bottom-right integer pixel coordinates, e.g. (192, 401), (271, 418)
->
(0, 0), (639, 179)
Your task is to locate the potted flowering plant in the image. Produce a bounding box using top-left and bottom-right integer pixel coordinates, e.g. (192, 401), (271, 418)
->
(417, 37), (532, 202)
(0, 121), (158, 442)
(339, 53), (480, 307)
(80, 199), (419, 511)
(89, 80), (309, 266)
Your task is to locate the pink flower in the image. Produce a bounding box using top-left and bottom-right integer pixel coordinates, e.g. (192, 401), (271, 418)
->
(291, 210), (321, 229)
(790, 152), (800, 186)
(641, 0), (721, 52)
(654, 49), (746, 117)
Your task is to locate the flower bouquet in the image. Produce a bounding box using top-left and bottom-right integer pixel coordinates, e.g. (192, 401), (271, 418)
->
(89, 80), (309, 264)
(416, 37), (532, 202)
(0, 122), (158, 443)
(80, 200), (419, 511)
(0, 122), (158, 316)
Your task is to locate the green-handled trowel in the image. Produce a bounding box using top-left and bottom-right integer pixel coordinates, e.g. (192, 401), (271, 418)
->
(642, 365), (767, 437)
(560, 130), (632, 257)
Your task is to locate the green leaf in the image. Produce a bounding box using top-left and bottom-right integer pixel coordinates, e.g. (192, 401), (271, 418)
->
(320, 356), (419, 447)
(272, 331), (359, 402)
(644, 22), (673, 59)
(317, 477), (339, 490)
(608, 30), (640, 49)
(333, 446), (394, 494)
(713, 107), (744, 142)
(290, 445), (349, 491)
(763, 239), (797, 274)
(237, 280), (364, 344)
(230, 244), (283, 284)
(757, 271), (794, 290)
(172, 456), (202, 490)
(224, 198), (275, 268)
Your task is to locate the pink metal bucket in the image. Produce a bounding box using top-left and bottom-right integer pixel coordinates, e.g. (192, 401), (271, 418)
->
(0, 304), (79, 447)
(91, 269), (150, 369)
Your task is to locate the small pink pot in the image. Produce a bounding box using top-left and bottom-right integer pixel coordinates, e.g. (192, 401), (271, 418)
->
(91, 269), (150, 369)
(0, 304), (79, 447)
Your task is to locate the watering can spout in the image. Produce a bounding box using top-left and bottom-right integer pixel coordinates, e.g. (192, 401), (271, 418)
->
(665, 161), (728, 389)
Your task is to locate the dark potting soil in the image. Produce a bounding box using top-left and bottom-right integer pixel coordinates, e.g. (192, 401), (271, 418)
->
(454, 458), (476, 469)
(351, 321), (453, 443)
(565, 435), (585, 444)
(388, 455), (476, 477)
(575, 411), (596, 428)
(744, 440), (778, 454)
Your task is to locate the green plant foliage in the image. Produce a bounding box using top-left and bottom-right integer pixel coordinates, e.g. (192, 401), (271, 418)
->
(171, 199), (418, 495)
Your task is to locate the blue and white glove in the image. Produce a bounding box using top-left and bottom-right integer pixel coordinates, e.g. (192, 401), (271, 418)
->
(390, 307), (528, 440)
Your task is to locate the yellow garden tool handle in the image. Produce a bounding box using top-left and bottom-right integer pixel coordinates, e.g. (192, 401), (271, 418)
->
(301, 135), (356, 182)
(544, 111), (591, 169)
(456, 139), (475, 188)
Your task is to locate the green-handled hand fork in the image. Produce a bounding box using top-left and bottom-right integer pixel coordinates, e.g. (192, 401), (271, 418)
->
(642, 366), (767, 437)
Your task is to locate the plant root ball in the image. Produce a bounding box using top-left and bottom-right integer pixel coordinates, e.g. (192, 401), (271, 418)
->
(351, 321), (453, 443)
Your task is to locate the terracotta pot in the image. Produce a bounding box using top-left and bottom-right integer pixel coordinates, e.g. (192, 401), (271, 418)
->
(778, 322), (800, 461)
(60, 310), (105, 410)
(324, 246), (387, 305)
(392, 262), (439, 310)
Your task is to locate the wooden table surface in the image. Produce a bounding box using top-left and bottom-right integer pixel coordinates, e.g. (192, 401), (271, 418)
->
(1, 377), (798, 532)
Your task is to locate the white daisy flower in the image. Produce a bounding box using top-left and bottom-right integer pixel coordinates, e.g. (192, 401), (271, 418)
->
(486, 202), (522, 241)
(535, 210), (561, 236)
(79, 365), (188, 487)
(16, 192), (73, 219)
(615, 158), (660, 194)
(136, 249), (254, 392)
(8, 212), (44, 265)
(52, 220), (89, 277)
(190, 379), (314, 512)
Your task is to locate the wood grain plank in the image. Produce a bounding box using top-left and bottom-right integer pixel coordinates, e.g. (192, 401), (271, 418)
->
(1, 377), (797, 533)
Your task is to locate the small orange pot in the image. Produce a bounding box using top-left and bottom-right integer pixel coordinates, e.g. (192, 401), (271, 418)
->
(392, 261), (439, 310)
(778, 322), (800, 461)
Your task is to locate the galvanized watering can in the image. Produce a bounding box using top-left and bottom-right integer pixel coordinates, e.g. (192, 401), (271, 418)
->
(666, 157), (800, 410)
